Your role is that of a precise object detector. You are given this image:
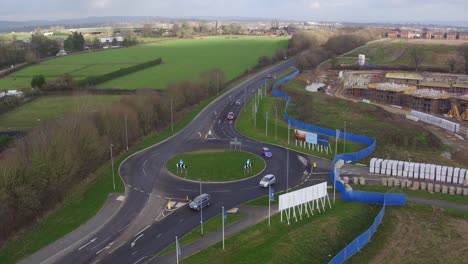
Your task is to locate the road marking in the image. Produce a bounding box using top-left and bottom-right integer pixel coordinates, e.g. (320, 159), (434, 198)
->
(128, 184), (132, 188)
(156, 234), (162, 238)
(78, 238), (97, 250)
(91, 237), (110, 250)
(142, 167), (147, 176)
(118, 222), (131, 232)
(139, 189), (144, 193)
(96, 242), (114, 255)
(175, 202), (187, 208)
(177, 188), (198, 192)
(116, 195), (125, 201)
(211, 190), (230, 193)
(131, 250), (138, 256)
(133, 256), (148, 264)
(240, 186), (257, 191)
(108, 241), (126, 254)
(179, 219), (184, 223)
(218, 120), (221, 124)
(143, 159), (148, 167)
(131, 234), (144, 248)
(135, 225), (151, 237)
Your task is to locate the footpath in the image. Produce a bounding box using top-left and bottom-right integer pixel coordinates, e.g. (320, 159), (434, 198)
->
(151, 196), (468, 264)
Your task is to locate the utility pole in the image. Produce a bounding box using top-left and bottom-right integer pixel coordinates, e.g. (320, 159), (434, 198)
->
(244, 86), (246, 112)
(335, 130), (339, 156)
(110, 144), (115, 190)
(125, 114), (128, 151)
(265, 112), (268, 136)
(286, 148), (289, 192)
(217, 71), (219, 95)
(170, 96), (173, 133)
(275, 106), (277, 141)
(287, 122), (290, 145)
(343, 121), (347, 153)
(200, 180), (203, 236)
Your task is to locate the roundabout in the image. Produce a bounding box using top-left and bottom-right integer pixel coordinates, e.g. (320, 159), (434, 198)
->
(166, 149), (265, 182)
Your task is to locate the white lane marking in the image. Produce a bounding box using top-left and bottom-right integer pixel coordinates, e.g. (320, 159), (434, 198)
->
(143, 159), (149, 167)
(131, 250), (138, 256)
(142, 167), (147, 176)
(210, 190), (230, 193)
(118, 222), (131, 232)
(151, 152), (160, 158)
(218, 120), (221, 124)
(177, 188), (198, 192)
(139, 189), (144, 193)
(128, 184), (132, 188)
(179, 219), (184, 223)
(131, 234), (144, 248)
(240, 186), (258, 191)
(135, 225), (151, 237)
(78, 238), (97, 250)
(91, 237), (110, 250)
(133, 256), (148, 264)
(156, 234), (162, 238)
(108, 241), (126, 254)
(96, 242), (114, 255)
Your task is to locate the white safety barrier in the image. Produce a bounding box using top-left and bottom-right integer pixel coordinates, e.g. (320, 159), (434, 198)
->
(370, 158), (467, 185)
(410, 110), (459, 133)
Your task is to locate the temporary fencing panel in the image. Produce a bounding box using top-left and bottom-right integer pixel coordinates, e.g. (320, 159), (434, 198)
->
(329, 204), (386, 264)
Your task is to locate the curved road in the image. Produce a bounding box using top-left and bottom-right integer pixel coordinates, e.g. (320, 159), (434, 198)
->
(54, 60), (333, 264)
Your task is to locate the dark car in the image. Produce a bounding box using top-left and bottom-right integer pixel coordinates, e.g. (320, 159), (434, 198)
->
(189, 193), (211, 211)
(262, 147), (272, 158)
(227, 112), (235, 120)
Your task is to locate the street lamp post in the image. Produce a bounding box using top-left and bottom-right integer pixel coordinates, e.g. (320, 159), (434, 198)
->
(286, 148), (289, 192)
(274, 106), (277, 141)
(343, 121), (347, 153)
(110, 144), (115, 190)
(125, 114), (128, 151)
(200, 179), (203, 236)
(170, 96), (174, 133)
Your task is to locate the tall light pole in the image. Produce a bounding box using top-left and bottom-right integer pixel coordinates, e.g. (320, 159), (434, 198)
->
(343, 121), (347, 153)
(286, 148), (289, 193)
(124, 114), (128, 151)
(170, 96), (174, 133)
(274, 106), (277, 141)
(110, 144), (115, 190)
(199, 179), (203, 236)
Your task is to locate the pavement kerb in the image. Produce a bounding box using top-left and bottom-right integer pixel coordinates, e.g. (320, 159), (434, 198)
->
(162, 151), (266, 184)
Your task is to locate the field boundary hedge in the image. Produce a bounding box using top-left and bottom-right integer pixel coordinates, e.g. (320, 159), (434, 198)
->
(78, 58), (162, 86)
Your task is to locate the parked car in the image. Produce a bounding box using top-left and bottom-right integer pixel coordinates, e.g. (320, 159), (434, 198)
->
(262, 147), (272, 158)
(266, 73), (272, 79)
(259, 174), (276, 188)
(227, 112), (235, 120)
(189, 193), (211, 211)
(235, 99), (242, 106)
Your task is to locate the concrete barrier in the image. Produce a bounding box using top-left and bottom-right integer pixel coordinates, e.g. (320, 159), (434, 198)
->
(382, 178), (387, 186)
(434, 184), (441, 193)
(442, 185), (448, 194)
(420, 182), (427, 191)
(449, 186), (456, 195)
(412, 181), (420, 190)
(359, 177), (366, 185)
(427, 183), (434, 192)
(456, 187), (463, 195)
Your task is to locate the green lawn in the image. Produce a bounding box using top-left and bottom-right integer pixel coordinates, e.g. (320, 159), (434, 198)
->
(0, 95), (122, 131)
(352, 185), (468, 206)
(0, 36), (288, 90)
(159, 213), (245, 256)
(166, 150), (265, 182)
(182, 201), (379, 264)
(336, 39), (461, 70)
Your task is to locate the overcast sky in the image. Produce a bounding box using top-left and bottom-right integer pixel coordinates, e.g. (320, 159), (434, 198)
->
(1, 0), (468, 23)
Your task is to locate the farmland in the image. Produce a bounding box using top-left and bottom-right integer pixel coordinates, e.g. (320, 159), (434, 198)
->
(336, 39), (463, 71)
(0, 94), (121, 131)
(0, 36), (288, 90)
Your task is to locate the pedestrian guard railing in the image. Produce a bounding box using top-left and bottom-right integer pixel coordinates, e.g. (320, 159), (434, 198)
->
(271, 69), (405, 263)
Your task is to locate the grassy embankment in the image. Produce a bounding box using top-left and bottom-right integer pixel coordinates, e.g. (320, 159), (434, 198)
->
(166, 150), (265, 182)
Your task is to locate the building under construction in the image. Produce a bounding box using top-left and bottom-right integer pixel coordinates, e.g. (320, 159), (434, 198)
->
(343, 71), (468, 116)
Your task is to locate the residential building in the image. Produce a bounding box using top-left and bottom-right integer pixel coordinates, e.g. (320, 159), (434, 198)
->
(446, 32), (458, 40)
(459, 32), (468, 41)
(433, 32), (445, 39)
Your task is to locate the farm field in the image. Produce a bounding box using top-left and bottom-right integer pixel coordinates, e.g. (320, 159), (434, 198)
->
(336, 39), (462, 70)
(0, 94), (121, 131)
(0, 36), (288, 90)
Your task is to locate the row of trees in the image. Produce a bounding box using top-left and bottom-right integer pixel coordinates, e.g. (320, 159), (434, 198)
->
(0, 68), (226, 244)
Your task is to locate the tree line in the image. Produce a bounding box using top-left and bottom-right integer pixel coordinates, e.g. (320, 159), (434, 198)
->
(0, 68), (225, 245)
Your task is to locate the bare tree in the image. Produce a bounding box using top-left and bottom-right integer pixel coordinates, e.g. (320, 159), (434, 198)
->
(142, 24), (153, 37)
(409, 48), (425, 71)
(447, 57), (457, 73)
(459, 44), (468, 74)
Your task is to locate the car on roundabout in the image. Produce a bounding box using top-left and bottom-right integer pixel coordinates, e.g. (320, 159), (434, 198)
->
(259, 174), (276, 188)
(227, 112), (235, 120)
(189, 193), (211, 211)
(262, 147), (272, 158)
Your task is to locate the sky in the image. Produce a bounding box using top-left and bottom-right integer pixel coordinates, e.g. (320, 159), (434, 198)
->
(1, 0), (468, 23)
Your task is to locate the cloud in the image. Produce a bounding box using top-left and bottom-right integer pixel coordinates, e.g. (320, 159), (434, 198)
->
(90, 0), (113, 9)
(308, 1), (321, 9)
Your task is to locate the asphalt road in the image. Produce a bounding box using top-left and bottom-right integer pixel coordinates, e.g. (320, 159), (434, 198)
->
(51, 60), (333, 264)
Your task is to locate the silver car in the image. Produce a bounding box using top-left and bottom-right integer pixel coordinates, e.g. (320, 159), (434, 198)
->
(259, 174), (276, 188)
(189, 193), (211, 211)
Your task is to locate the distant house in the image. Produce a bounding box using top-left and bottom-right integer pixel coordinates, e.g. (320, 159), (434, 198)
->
(0, 90), (24, 98)
(433, 32), (445, 40)
(387, 31), (399, 38)
(100, 36), (124, 44)
(459, 32), (468, 41)
(43, 32), (53, 36)
(422, 31), (433, 39)
(446, 32), (458, 40)
(401, 31), (417, 39)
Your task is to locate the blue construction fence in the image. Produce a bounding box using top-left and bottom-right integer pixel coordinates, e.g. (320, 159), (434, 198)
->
(329, 204), (386, 264)
(271, 69), (406, 206)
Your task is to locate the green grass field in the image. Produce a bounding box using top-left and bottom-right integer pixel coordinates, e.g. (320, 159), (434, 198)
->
(352, 185), (468, 206)
(159, 213), (245, 256)
(183, 201), (379, 264)
(337, 39), (461, 70)
(0, 95), (121, 131)
(166, 150), (265, 182)
(0, 36), (288, 90)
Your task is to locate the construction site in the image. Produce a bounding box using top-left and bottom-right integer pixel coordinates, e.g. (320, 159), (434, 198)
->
(343, 71), (468, 120)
